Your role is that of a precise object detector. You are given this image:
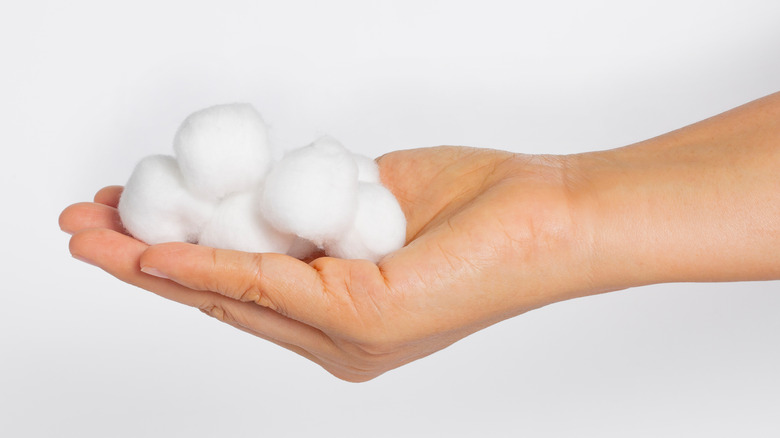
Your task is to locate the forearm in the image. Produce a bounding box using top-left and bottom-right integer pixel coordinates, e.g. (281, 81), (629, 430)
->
(572, 92), (780, 291)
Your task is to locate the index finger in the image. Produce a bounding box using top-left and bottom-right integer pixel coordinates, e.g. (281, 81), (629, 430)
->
(139, 242), (337, 330)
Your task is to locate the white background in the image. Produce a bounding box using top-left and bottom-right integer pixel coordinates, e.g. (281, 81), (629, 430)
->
(2, 1), (779, 436)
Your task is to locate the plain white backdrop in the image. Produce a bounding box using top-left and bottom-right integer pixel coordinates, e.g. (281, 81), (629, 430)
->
(2, 0), (779, 436)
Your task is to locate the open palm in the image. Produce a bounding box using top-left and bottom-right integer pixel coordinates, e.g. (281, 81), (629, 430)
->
(61, 146), (590, 382)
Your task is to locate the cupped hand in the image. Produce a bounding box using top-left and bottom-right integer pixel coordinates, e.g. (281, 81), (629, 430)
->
(60, 146), (595, 382)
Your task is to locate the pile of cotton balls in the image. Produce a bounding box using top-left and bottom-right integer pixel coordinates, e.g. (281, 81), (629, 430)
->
(117, 103), (406, 263)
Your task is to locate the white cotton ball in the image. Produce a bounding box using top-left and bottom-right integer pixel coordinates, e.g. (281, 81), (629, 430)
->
(260, 136), (359, 246)
(174, 103), (272, 200)
(199, 191), (295, 253)
(326, 182), (406, 263)
(352, 153), (381, 183)
(307, 135), (344, 154)
(118, 155), (217, 245)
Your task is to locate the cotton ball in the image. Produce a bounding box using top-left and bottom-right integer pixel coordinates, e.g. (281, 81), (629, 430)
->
(326, 182), (406, 263)
(353, 153), (380, 183)
(199, 191), (295, 254)
(174, 103), (272, 200)
(261, 136), (358, 246)
(118, 155), (216, 245)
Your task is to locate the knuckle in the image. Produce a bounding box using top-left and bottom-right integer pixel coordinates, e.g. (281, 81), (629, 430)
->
(237, 283), (262, 304)
(245, 253), (284, 314)
(207, 248), (232, 293)
(208, 250), (281, 313)
(199, 304), (234, 324)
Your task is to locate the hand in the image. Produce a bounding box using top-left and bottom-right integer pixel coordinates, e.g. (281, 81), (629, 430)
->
(59, 92), (780, 381)
(60, 146), (593, 381)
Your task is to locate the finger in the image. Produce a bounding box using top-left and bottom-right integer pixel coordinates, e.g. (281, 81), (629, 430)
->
(59, 202), (127, 235)
(94, 185), (124, 207)
(69, 228), (338, 356)
(139, 242), (334, 329)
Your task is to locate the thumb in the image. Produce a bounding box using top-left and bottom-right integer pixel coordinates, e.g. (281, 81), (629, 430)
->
(139, 242), (332, 328)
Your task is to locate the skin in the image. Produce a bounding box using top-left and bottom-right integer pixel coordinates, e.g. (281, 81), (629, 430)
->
(60, 91), (780, 382)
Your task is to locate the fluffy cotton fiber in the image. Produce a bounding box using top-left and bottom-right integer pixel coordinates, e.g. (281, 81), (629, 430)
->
(174, 103), (272, 201)
(119, 103), (407, 262)
(353, 153), (381, 184)
(326, 182), (406, 262)
(118, 155), (216, 245)
(199, 191), (295, 254)
(260, 136), (358, 247)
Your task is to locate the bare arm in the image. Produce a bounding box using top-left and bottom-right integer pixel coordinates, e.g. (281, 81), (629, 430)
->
(60, 91), (780, 381)
(570, 91), (780, 291)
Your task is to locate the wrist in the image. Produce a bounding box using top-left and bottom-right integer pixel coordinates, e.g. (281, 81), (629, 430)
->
(491, 153), (610, 307)
(565, 148), (661, 293)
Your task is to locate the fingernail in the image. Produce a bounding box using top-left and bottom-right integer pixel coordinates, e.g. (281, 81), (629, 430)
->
(72, 254), (97, 267)
(141, 266), (169, 279)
